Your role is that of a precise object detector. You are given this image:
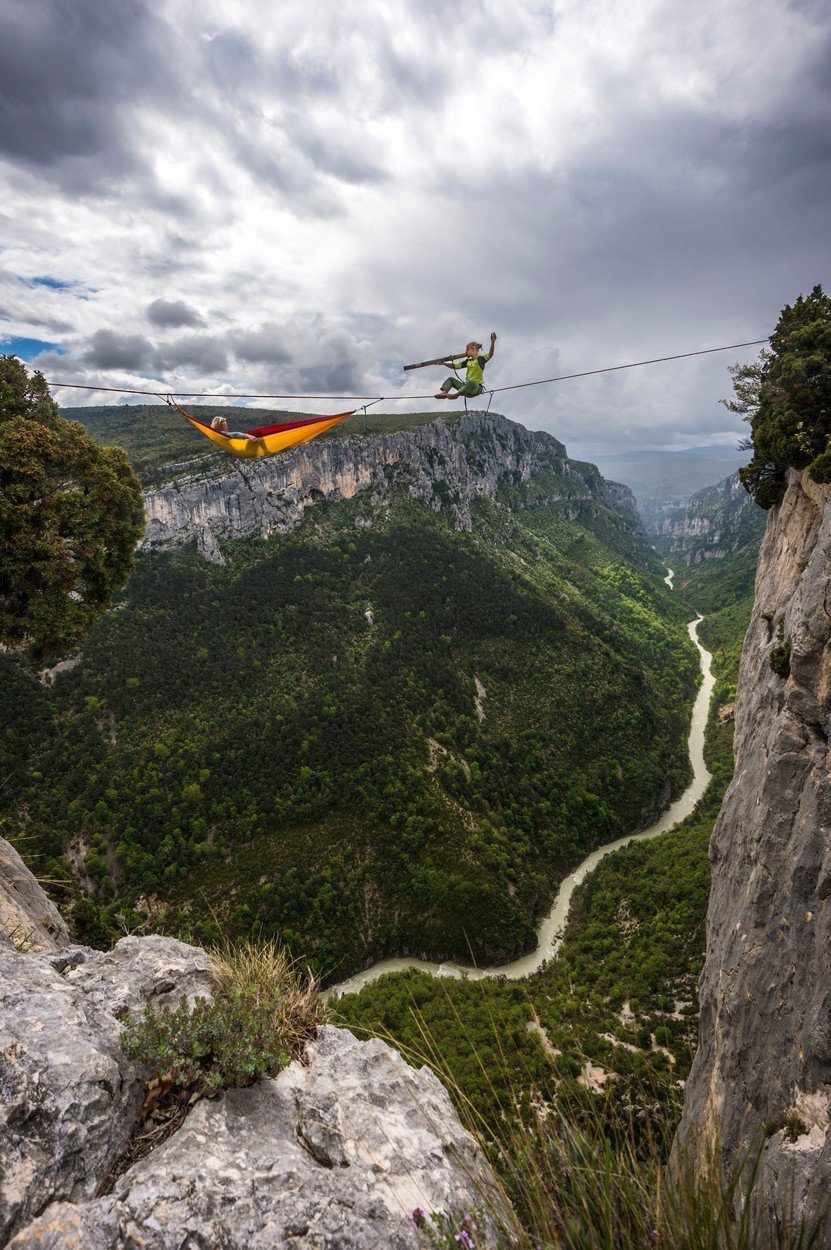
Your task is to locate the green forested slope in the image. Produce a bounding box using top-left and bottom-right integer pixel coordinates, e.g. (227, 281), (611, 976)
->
(337, 541), (756, 1136)
(1, 480), (694, 977)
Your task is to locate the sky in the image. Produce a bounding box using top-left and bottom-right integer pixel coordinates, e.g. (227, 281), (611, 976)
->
(1, 0), (828, 458)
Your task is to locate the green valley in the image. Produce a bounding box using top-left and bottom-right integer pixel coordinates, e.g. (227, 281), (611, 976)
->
(336, 532), (757, 1138)
(1, 412), (698, 981)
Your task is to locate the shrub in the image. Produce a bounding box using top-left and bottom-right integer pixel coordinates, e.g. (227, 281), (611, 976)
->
(120, 939), (326, 1097)
(770, 642), (792, 679)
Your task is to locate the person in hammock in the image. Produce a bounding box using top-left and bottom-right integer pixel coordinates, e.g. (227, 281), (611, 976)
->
(435, 332), (497, 400)
(210, 415), (256, 440)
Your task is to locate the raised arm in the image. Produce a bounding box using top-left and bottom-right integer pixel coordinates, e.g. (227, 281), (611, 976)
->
(487, 332), (497, 359)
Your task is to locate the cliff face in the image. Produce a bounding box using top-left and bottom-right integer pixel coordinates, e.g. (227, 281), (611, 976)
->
(0, 838), (69, 953)
(140, 411), (638, 563)
(676, 468), (831, 1226)
(647, 472), (765, 565)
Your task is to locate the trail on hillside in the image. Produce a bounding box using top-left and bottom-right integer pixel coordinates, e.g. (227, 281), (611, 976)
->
(329, 614), (713, 998)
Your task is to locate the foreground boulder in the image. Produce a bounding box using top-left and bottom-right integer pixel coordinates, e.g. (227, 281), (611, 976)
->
(0, 936), (212, 1245)
(8, 1024), (511, 1249)
(1, 912), (512, 1249)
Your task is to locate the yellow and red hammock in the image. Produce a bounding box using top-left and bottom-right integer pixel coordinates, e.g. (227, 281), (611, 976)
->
(168, 397), (355, 459)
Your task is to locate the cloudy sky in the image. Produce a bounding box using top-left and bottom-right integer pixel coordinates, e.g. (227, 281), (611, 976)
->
(1, 0), (828, 456)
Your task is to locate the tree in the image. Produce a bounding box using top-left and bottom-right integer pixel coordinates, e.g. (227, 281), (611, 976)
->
(727, 285), (831, 508)
(0, 357), (145, 654)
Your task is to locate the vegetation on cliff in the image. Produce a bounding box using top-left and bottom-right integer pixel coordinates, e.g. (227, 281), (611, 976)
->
(730, 285), (831, 509)
(0, 359), (145, 654)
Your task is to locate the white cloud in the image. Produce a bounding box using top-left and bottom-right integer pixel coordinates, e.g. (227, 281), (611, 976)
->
(1, 0), (828, 450)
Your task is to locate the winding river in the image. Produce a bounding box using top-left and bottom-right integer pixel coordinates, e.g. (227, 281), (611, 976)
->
(329, 614), (714, 999)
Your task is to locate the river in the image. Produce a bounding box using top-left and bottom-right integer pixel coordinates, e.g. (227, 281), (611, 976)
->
(328, 614), (713, 999)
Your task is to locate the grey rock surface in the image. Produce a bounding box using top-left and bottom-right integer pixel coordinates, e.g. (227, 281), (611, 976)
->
(675, 468), (831, 1231)
(140, 411), (639, 558)
(0, 838), (69, 953)
(0, 935), (212, 1245)
(645, 472), (766, 565)
(9, 1026), (513, 1250)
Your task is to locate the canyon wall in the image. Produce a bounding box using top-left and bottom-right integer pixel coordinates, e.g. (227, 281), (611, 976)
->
(676, 467), (831, 1228)
(647, 472), (765, 565)
(140, 411), (638, 562)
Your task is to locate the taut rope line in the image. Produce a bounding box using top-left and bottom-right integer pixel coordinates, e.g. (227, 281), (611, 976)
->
(43, 338), (768, 407)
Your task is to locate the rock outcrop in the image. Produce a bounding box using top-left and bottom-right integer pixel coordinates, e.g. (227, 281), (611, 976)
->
(10, 1026), (511, 1249)
(675, 468), (831, 1230)
(140, 411), (638, 562)
(646, 472), (765, 565)
(1, 869), (511, 1248)
(0, 936), (213, 1246)
(0, 838), (69, 953)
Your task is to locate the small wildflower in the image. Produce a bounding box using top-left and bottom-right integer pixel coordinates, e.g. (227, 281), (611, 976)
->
(455, 1231), (475, 1249)
(410, 1208), (427, 1230)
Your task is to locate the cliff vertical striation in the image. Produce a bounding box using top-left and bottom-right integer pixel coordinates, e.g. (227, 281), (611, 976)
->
(676, 467), (831, 1227)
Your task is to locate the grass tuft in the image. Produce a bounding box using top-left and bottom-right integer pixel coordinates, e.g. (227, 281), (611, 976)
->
(120, 937), (326, 1100)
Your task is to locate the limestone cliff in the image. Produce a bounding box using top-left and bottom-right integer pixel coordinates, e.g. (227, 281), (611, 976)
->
(676, 467), (831, 1228)
(647, 472), (765, 566)
(140, 410), (638, 563)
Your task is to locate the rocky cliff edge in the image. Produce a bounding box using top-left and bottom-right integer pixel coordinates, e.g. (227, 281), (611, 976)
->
(140, 410), (637, 563)
(675, 467), (831, 1229)
(0, 854), (511, 1249)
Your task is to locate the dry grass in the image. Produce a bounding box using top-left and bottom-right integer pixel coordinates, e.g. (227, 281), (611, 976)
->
(208, 935), (328, 1055)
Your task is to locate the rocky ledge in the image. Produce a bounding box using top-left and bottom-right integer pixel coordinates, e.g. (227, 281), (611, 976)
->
(140, 410), (638, 564)
(0, 838), (69, 954)
(0, 852), (511, 1249)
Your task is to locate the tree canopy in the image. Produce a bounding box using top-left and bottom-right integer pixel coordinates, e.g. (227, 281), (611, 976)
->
(0, 357), (145, 655)
(729, 285), (831, 508)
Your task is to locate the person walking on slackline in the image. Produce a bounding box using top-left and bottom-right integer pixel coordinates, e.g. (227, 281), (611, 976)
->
(435, 332), (497, 400)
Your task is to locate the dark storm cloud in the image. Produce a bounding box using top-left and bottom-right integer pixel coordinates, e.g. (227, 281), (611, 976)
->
(154, 334), (229, 374)
(147, 299), (204, 329)
(297, 335), (363, 394)
(0, 0), (174, 177)
(227, 327), (293, 366)
(83, 329), (156, 372)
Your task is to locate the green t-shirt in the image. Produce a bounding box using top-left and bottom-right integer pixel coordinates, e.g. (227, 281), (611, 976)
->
(453, 351), (492, 387)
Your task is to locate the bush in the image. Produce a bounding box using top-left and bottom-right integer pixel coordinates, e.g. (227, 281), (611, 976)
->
(120, 939), (325, 1096)
(769, 641), (791, 679)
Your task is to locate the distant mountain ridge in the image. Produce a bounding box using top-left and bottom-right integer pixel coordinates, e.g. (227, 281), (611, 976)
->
(647, 472), (765, 566)
(133, 410), (642, 564)
(589, 446), (746, 509)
